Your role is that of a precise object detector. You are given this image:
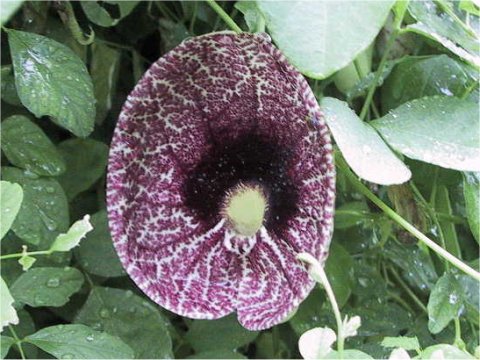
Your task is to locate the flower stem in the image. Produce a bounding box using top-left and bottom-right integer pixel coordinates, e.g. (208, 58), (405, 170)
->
(0, 249), (51, 260)
(205, 0), (242, 33)
(337, 156), (480, 282)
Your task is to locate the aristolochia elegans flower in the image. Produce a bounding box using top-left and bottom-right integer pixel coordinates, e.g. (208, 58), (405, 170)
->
(107, 32), (335, 330)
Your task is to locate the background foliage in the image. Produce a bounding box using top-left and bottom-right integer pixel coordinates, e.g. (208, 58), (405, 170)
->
(0, 1), (479, 359)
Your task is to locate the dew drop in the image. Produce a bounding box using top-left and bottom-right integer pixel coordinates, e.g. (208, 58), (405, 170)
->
(34, 294), (46, 306)
(99, 308), (110, 318)
(61, 353), (74, 359)
(46, 277), (60, 288)
(449, 293), (458, 304)
(86, 334), (94, 342)
(45, 186), (55, 194)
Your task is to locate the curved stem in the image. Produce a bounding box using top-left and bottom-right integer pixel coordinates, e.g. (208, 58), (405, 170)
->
(321, 270), (344, 356)
(57, 1), (94, 45)
(205, 0), (242, 33)
(337, 156), (480, 282)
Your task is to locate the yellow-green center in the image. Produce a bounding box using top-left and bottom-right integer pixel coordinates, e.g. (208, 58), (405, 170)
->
(222, 183), (268, 236)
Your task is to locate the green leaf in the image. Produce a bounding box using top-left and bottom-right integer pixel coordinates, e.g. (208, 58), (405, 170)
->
(457, 273), (479, 326)
(435, 185), (461, 258)
(75, 210), (125, 277)
(335, 201), (372, 229)
(80, 1), (139, 27)
(1, 65), (22, 106)
(7, 29), (95, 137)
(405, 0), (480, 67)
(256, 1), (395, 78)
(463, 172), (480, 243)
(325, 242), (354, 308)
(50, 215), (93, 252)
(24, 324), (134, 359)
(3, 309), (38, 359)
(427, 272), (464, 334)
(381, 55), (477, 111)
(372, 96), (480, 172)
(90, 43), (120, 124)
(18, 246), (36, 271)
(346, 58), (399, 101)
(325, 349), (374, 359)
(235, 1), (265, 32)
(322, 97), (411, 185)
(0, 276), (19, 332)
(0, 336), (15, 359)
(1, 115), (66, 176)
(0, 1), (24, 25)
(419, 344), (475, 359)
(1, 167), (69, 246)
(186, 314), (258, 352)
(0, 181), (23, 240)
(57, 139), (109, 200)
(159, 19), (191, 52)
(384, 241), (438, 292)
(75, 286), (172, 359)
(289, 288), (325, 336)
(187, 350), (246, 359)
(381, 336), (420, 351)
(354, 302), (412, 337)
(10, 267), (84, 307)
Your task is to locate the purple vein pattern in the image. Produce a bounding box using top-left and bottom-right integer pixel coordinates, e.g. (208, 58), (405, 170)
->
(107, 32), (335, 330)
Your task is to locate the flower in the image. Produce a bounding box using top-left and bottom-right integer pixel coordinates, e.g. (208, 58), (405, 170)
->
(298, 327), (336, 359)
(106, 32), (335, 330)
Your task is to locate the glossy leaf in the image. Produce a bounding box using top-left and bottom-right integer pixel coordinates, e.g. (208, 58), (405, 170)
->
(381, 336), (420, 351)
(80, 1), (139, 27)
(1, 167), (69, 246)
(325, 242), (354, 307)
(1, 65), (21, 106)
(0, 181), (23, 240)
(256, 1), (395, 78)
(419, 344), (475, 359)
(322, 97), (411, 185)
(7, 29), (95, 137)
(10, 267), (84, 307)
(1, 115), (66, 176)
(427, 272), (464, 334)
(50, 215), (93, 252)
(463, 172), (480, 243)
(75, 210), (125, 277)
(405, 0), (480, 67)
(75, 287), (172, 359)
(186, 314), (258, 352)
(235, 1), (265, 32)
(0, 336), (15, 359)
(289, 288), (325, 336)
(90, 43), (120, 124)
(0, 1), (24, 25)
(381, 55), (477, 111)
(0, 276), (18, 332)
(24, 324), (134, 359)
(57, 139), (109, 200)
(372, 96), (480, 171)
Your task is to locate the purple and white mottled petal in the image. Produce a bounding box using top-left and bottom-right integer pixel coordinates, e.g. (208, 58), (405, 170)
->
(107, 31), (335, 330)
(237, 227), (314, 330)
